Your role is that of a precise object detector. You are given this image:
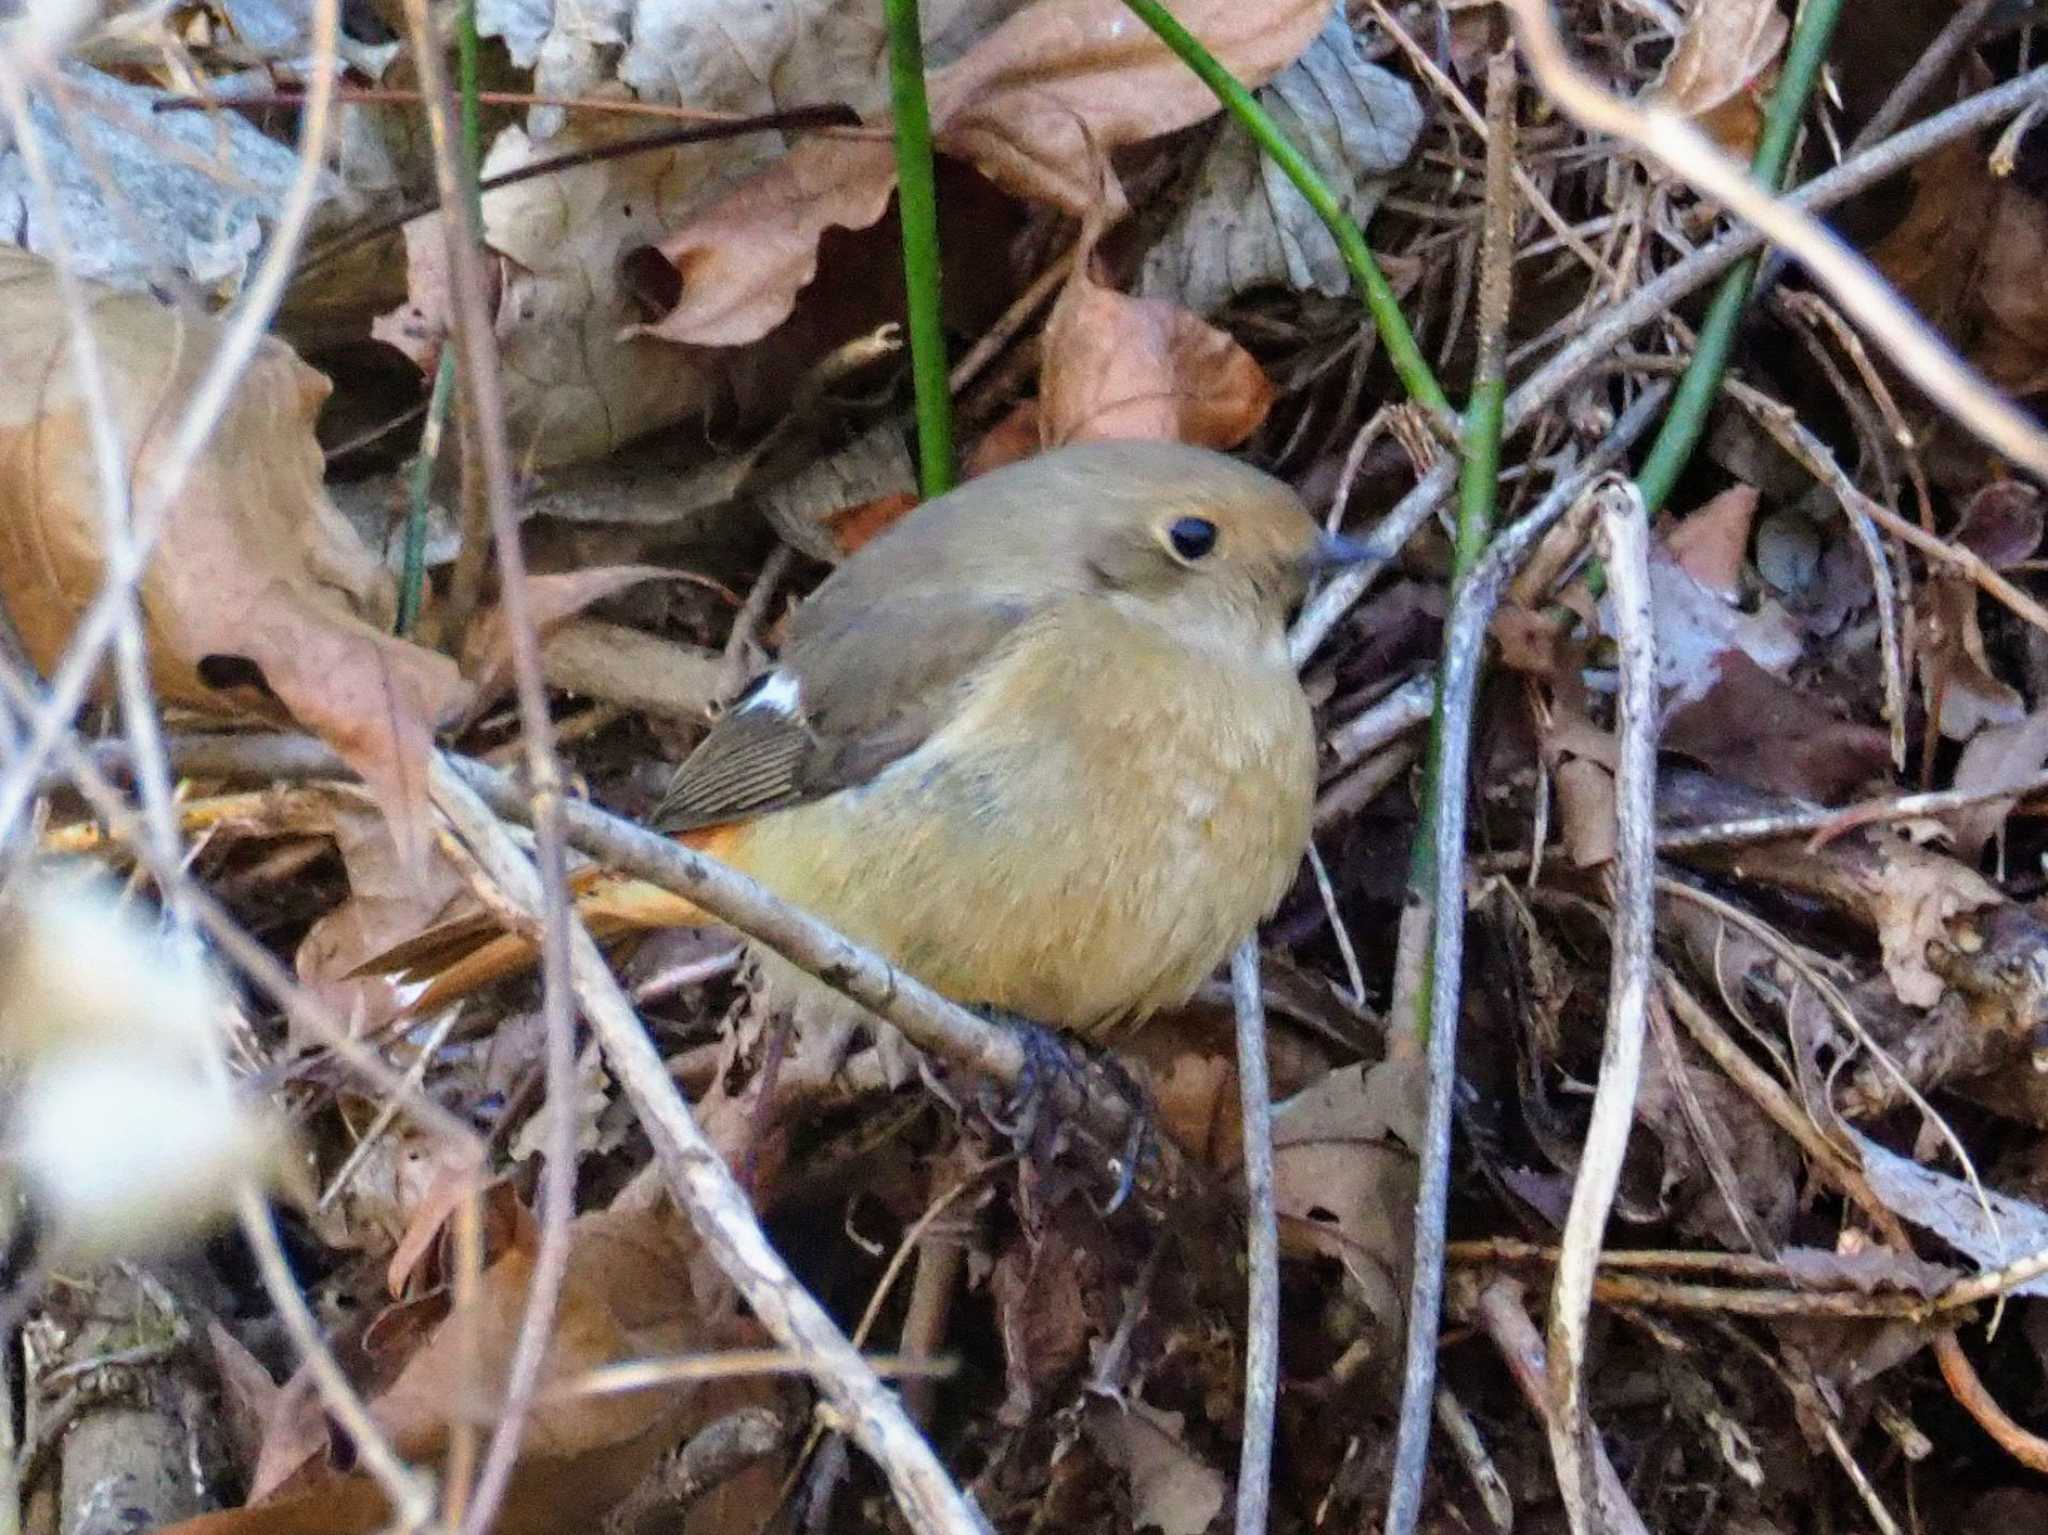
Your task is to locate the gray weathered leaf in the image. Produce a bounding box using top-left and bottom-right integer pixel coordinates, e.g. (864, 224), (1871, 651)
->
(1851, 1127), (2048, 1296)
(0, 63), (329, 294)
(1138, 8), (1424, 313)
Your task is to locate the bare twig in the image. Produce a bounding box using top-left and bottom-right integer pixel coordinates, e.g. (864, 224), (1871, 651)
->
(1290, 64), (2048, 661)
(1545, 485), (1656, 1535)
(1384, 463), (1650, 1535)
(424, 755), (994, 1535)
(1470, 1280), (1653, 1535)
(0, 0), (341, 842)
(390, 0), (582, 1521)
(1501, 0), (2048, 478)
(1229, 939), (1278, 1535)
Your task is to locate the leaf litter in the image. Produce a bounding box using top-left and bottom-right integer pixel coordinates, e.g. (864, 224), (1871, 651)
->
(12, 2), (2048, 1534)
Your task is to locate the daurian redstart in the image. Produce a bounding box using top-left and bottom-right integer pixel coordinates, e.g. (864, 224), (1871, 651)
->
(388, 440), (1372, 1036)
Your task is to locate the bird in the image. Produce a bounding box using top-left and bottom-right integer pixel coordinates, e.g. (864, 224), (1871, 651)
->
(379, 439), (1373, 1037)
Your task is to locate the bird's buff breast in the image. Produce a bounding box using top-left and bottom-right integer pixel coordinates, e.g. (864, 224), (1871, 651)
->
(731, 605), (1315, 1033)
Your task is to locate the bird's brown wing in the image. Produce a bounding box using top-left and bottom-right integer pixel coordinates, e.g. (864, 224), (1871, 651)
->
(651, 592), (1036, 833)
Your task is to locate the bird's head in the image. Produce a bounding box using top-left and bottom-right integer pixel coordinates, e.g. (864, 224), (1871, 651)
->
(991, 440), (1371, 656)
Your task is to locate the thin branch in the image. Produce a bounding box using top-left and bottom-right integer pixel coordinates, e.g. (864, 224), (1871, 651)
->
(1545, 483), (1656, 1535)
(424, 756), (994, 1535)
(0, 0), (340, 845)
(392, 2), (579, 1526)
(1382, 454), (1661, 1535)
(1290, 62), (2048, 661)
(132, 728), (1155, 1169)
(1470, 1281), (1653, 1535)
(1229, 939), (1278, 1535)
(1502, 0), (2048, 479)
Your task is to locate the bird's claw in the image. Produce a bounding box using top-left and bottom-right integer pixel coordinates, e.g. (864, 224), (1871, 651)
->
(969, 1006), (1152, 1212)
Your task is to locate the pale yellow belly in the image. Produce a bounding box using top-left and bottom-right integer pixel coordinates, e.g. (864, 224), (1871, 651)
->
(729, 610), (1315, 1033)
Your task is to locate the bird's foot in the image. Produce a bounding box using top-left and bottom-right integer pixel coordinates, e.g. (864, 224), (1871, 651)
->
(970, 1008), (1150, 1215)
(973, 1006), (1081, 1147)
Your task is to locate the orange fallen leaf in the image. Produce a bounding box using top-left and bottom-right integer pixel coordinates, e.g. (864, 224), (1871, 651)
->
(164, 1197), (763, 1535)
(644, 0), (1327, 349)
(1040, 249), (1275, 449)
(1648, 0), (1788, 158)
(0, 247), (468, 871)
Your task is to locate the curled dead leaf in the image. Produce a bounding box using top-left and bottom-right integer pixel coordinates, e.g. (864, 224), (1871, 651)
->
(643, 0), (1328, 348)
(0, 247), (468, 869)
(1041, 252), (1274, 448)
(1648, 0), (1788, 157)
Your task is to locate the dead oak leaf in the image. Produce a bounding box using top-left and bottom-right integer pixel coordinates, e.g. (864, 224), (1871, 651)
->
(1868, 838), (2001, 1009)
(0, 247), (468, 871)
(643, 0), (1328, 348)
(1040, 254), (1274, 448)
(1648, 0), (1787, 158)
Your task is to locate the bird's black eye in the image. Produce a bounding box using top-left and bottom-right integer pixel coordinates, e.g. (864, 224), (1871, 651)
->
(1167, 516), (1218, 561)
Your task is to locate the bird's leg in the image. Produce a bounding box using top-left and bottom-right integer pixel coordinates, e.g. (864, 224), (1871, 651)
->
(970, 1008), (1150, 1213)
(971, 1005), (1083, 1150)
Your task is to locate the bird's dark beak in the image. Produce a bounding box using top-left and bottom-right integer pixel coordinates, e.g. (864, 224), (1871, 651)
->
(1306, 530), (1379, 571)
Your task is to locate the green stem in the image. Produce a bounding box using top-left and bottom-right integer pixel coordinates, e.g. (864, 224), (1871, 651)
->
(1634, 0), (1845, 513)
(1118, 0), (1453, 427)
(456, 0), (483, 228)
(397, 348), (459, 636)
(885, 0), (955, 497)
(397, 0), (483, 633)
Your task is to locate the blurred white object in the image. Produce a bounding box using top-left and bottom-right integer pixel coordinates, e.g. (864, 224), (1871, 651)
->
(0, 867), (289, 1261)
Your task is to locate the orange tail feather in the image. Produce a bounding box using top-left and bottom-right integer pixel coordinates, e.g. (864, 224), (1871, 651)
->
(370, 825), (743, 1015)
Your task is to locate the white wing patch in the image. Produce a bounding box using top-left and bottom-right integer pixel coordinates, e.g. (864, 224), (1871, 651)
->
(742, 669), (803, 717)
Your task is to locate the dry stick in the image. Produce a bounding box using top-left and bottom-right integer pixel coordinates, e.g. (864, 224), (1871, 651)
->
(1470, 1280), (1654, 1535)
(0, 29), (433, 1524)
(1659, 972), (2048, 1473)
(1229, 940), (1278, 1535)
(1545, 486), (1656, 1535)
(1755, 0), (2004, 292)
(138, 728), (1092, 1114)
(392, 5), (578, 1529)
(1501, 0), (2048, 480)
(1290, 63), (2048, 663)
(424, 756), (994, 1535)
(1382, 461), (1650, 1534)
(1381, 385), (1668, 1535)
(1364, 0), (1622, 288)
(0, 0), (338, 848)
(0, 61), (185, 892)
(0, 700), (440, 1523)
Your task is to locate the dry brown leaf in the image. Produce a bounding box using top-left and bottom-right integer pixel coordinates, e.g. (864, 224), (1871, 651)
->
(989, 1202), (1108, 1422)
(1039, 253), (1274, 448)
(1870, 126), (2048, 399)
(1950, 480), (2046, 567)
(373, 109), (722, 467)
(165, 1198), (747, 1535)
(1663, 650), (1891, 803)
(1648, 0), (1788, 157)
(1083, 1401), (1227, 1535)
(1868, 838), (2002, 1008)
(295, 804), (471, 1044)
(1665, 484), (1759, 596)
(1650, 495), (1802, 706)
(644, 0), (1327, 348)
(0, 247), (469, 870)
(1268, 1060), (1416, 1331)
(460, 565), (677, 698)
(1948, 709), (2048, 857)
(1919, 574), (2025, 742)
